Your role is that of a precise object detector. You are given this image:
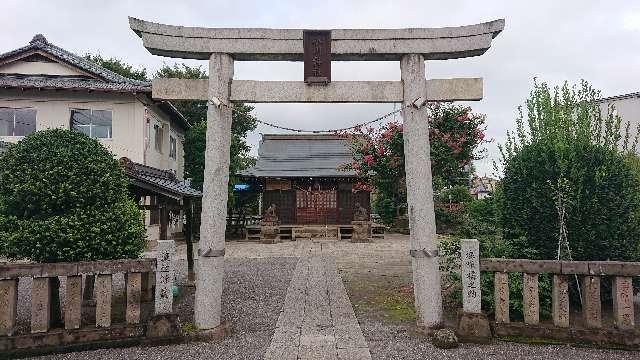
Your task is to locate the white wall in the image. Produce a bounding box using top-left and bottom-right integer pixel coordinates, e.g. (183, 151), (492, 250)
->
(144, 104), (185, 179)
(0, 88), (185, 178)
(0, 60), (86, 76)
(601, 96), (640, 151)
(0, 89), (145, 162)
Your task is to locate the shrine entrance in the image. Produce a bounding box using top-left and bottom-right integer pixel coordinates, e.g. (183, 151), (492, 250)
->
(129, 17), (504, 332)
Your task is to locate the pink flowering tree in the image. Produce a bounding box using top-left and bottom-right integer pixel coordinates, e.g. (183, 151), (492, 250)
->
(339, 102), (488, 225)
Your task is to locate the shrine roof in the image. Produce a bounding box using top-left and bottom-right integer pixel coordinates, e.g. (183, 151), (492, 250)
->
(239, 134), (357, 178)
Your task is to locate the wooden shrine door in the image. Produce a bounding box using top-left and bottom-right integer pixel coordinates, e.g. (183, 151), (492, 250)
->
(295, 189), (338, 225)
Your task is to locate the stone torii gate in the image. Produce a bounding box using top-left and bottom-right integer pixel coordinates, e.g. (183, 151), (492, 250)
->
(129, 17), (504, 332)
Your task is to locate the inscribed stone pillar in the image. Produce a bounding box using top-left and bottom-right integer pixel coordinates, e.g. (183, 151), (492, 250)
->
(126, 272), (142, 324)
(523, 273), (539, 325)
(494, 272), (509, 323)
(0, 279), (18, 335)
(155, 240), (176, 314)
(582, 275), (602, 328)
(195, 52), (234, 330)
(400, 53), (443, 329)
(552, 275), (569, 328)
(31, 277), (50, 333)
(612, 276), (634, 330)
(64, 275), (82, 330)
(95, 274), (112, 328)
(461, 239), (481, 313)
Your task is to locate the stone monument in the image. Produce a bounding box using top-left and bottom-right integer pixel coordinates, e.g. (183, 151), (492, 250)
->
(457, 239), (491, 342)
(351, 202), (372, 243)
(260, 203), (280, 244)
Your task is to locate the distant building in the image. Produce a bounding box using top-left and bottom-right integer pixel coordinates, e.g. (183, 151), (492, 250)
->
(469, 176), (497, 200)
(599, 91), (640, 148)
(0, 34), (200, 246)
(0, 140), (9, 156)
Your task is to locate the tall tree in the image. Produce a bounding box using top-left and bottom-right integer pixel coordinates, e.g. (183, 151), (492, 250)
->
(84, 54), (148, 81)
(498, 79), (640, 261)
(342, 102), (487, 225)
(154, 63), (258, 194)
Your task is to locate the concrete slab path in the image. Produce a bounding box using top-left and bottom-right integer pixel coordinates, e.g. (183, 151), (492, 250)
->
(265, 254), (371, 360)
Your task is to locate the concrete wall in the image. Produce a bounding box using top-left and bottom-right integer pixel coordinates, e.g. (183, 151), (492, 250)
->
(0, 88), (184, 178)
(601, 96), (640, 150)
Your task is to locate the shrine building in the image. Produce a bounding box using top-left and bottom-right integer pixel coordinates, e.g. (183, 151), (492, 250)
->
(239, 133), (383, 241)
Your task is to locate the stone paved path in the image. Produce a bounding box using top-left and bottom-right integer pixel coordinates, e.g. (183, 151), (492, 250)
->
(264, 254), (371, 360)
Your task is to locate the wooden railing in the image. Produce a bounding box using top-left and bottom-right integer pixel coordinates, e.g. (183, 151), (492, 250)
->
(478, 258), (639, 347)
(0, 240), (177, 354)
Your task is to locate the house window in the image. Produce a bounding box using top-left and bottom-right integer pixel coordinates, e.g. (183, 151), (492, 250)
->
(154, 124), (163, 152)
(0, 107), (36, 136)
(70, 109), (112, 138)
(169, 135), (177, 160)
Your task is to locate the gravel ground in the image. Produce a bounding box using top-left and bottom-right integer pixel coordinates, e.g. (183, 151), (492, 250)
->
(360, 317), (639, 359)
(31, 256), (298, 360)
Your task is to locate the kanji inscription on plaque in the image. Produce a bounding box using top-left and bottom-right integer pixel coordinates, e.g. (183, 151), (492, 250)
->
(303, 30), (331, 85)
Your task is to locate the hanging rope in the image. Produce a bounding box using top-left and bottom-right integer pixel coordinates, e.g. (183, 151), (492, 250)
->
(254, 104), (410, 134)
(209, 96), (426, 134)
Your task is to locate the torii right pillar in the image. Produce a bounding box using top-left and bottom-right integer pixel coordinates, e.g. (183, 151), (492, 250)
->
(401, 54), (443, 330)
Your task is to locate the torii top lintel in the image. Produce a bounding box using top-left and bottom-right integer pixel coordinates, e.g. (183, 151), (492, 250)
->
(129, 17), (504, 61)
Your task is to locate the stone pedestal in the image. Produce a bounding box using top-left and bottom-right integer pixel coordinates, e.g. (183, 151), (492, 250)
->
(64, 275), (82, 330)
(552, 275), (569, 328)
(456, 311), (491, 343)
(523, 273), (539, 325)
(351, 220), (371, 243)
(494, 272), (509, 323)
(260, 222), (280, 244)
(95, 274), (112, 328)
(0, 279), (18, 336)
(31, 277), (51, 333)
(582, 276), (602, 329)
(613, 276), (635, 330)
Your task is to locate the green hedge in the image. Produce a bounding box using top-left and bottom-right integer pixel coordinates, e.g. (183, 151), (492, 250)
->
(0, 129), (146, 262)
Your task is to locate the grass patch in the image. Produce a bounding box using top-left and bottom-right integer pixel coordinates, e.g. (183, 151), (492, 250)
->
(377, 288), (416, 322)
(181, 322), (196, 334)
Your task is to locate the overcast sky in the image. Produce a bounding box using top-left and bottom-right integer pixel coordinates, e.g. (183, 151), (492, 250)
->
(2, 0), (639, 176)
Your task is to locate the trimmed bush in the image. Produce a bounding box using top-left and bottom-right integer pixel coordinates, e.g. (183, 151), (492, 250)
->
(0, 129), (146, 262)
(502, 141), (640, 261)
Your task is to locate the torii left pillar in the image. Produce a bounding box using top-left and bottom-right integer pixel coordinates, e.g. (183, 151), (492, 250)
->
(194, 53), (234, 330)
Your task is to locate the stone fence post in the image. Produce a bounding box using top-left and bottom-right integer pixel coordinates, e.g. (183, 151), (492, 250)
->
(155, 240), (175, 315)
(457, 239), (491, 342)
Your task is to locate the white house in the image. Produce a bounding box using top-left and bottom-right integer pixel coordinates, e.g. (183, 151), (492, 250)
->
(0, 34), (200, 246)
(599, 91), (640, 148)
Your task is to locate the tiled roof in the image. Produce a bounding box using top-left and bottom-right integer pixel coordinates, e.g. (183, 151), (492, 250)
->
(0, 73), (149, 93)
(598, 91), (640, 103)
(121, 158), (202, 199)
(0, 35), (190, 129)
(0, 34), (149, 89)
(239, 134), (357, 178)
